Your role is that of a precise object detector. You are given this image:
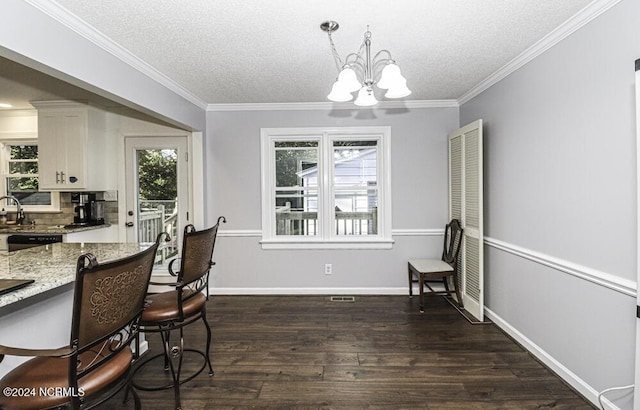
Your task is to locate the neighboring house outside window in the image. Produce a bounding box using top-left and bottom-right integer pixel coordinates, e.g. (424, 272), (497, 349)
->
(260, 127), (392, 249)
(0, 141), (60, 212)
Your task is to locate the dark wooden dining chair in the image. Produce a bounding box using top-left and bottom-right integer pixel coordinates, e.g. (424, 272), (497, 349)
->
(132, 216), (225, 410)
(408, 219), (464, 313)
(0, 238), (161, 410)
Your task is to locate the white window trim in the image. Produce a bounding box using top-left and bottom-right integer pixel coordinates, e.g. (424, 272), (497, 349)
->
(260, 126), (393, 250)
(0, 138), (61, 212)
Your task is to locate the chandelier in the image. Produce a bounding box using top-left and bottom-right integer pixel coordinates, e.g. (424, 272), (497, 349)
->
(320, 20), (411, 106)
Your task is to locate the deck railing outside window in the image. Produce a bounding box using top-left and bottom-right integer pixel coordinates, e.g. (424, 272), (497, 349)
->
(276, 202), (377, 236)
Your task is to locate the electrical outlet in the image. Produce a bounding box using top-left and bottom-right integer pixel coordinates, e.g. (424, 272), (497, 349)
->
(324, 264), (332, 275)
(103, 190), (118, 201)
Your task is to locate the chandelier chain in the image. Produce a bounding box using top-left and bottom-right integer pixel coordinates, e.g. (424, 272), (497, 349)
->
(327, 32), (344, 72)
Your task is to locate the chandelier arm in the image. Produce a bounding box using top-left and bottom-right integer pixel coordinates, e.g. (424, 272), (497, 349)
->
(344, 53), (362, 66)
(372, 49), (393, 63)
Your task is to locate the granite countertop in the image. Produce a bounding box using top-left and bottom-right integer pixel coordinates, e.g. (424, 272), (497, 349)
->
(0, 242), (151, 310)
(0, 224), (111, 235)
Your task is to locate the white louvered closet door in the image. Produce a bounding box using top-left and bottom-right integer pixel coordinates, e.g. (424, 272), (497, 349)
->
(448, 120), (484, 321)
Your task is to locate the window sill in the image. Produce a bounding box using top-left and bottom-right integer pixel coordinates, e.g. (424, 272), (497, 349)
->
(260, 238), (394, 250)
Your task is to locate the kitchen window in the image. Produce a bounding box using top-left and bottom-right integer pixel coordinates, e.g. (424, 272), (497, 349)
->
(260, 127), (392, 249)
(0, 141), (60, 211)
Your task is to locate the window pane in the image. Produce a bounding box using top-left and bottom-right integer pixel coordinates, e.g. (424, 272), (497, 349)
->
(7, 176), (39, 191)
(333, 141), (377, 186)
(333, 140), (378, 147)
(9, 162), (38, 174)
(275, 141), (318, 148)
(275, 190), (318, 236)
(9, 191), (52, 206)
(334, 185), (378, 236)
(6, 176), (51, 206)
(275, 146), (318, 188)
(10, 145), (38, 160)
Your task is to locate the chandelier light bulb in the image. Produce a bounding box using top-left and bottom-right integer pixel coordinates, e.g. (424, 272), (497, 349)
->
(327, 80), (354, 102)
(338, 67), (362, 93)
(354, 86), (378, 107)
(377, 63), (404, 90)
(384, 79), (412, 99)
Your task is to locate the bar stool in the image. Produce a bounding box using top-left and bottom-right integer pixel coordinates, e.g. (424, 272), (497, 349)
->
(0, 239), (161, 410)
(132, 216), (225, 410)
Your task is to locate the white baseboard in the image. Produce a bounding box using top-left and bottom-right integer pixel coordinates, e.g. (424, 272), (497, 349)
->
(209, 287), (410, 295)
(484, 307), (618, 410)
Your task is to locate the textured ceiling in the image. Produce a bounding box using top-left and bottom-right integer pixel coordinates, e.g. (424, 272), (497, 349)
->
(5, 0), (595, 107)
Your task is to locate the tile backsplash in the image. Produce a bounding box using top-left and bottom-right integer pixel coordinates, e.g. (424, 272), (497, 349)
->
(26, 192), (118, 226)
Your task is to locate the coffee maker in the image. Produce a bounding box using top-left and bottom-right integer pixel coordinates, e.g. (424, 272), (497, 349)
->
(72, 193), (91, 225)
(71, 193), (105, 225)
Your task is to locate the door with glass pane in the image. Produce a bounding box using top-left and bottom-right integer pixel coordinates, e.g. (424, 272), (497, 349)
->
(125, 137), (188, 267)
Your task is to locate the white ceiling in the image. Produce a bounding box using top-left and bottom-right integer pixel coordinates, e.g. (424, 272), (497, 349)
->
(2, 0), (597, 109)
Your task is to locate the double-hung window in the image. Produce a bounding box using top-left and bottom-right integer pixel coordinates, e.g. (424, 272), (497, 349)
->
(261, 127), (392, 249)
(0, 141), (59, 211)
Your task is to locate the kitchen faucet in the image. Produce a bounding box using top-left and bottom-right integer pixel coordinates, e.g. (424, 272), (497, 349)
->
(0, 195), (25, 225)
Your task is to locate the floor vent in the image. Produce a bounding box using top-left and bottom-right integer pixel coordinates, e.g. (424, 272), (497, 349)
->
(330, 296), (355, 302)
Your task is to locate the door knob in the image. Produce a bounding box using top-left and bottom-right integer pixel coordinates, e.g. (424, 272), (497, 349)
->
(125, 222), (134, 227)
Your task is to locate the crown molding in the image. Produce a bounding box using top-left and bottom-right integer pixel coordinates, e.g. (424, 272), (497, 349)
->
(23, 0), (620, 112)
(23, 0), (208, 110)
(458, 0), (623, 105)
(207, 99), (459, 111)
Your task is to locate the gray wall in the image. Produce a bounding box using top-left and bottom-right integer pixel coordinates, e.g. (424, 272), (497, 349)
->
(206, 107), (458, 292)
(460, 0), (639, 407)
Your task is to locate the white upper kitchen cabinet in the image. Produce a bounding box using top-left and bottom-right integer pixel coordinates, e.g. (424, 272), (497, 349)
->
(32, 101), (113, 191)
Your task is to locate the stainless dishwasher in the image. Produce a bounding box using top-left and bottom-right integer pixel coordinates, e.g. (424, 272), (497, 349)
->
(7, 234), (63, 251)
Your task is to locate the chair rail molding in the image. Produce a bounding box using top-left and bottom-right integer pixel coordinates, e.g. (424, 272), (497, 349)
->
(218, 229), (262, 237)
(484, 237), (636, 297)
(219, 228), (445, 238)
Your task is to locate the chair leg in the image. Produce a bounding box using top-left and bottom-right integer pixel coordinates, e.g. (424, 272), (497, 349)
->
(418, 273), (425, 313)
(124, 382), (142, 410)
(202, 309), (214, 377)
(452, 273), (463, 308)
(161, 328), (184, 410)
(408, 265), (413, 298)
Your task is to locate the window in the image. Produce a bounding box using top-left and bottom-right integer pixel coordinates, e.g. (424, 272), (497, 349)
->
(261, 127), (392, 249)
(0, 141), (59, 211)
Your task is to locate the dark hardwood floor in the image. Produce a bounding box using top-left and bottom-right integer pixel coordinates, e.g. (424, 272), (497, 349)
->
(103, 295), (595, 409)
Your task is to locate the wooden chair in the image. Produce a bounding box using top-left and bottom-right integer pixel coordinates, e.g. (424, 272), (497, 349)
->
(408, 219), (463, 313)
(132, 216), (225, 410)
(0, 239), (161, 410)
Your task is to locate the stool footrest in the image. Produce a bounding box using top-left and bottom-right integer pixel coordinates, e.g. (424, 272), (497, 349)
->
(131, 349), (210, 391)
